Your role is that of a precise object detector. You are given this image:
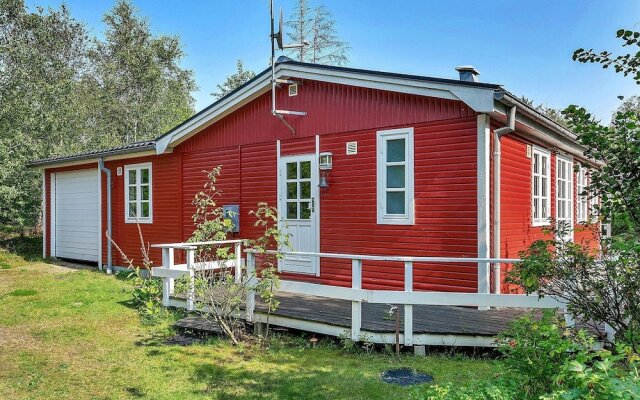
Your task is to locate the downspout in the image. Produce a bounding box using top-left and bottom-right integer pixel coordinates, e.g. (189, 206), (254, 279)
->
(492, 106), (516, 294)
(98, 158), (113, 274)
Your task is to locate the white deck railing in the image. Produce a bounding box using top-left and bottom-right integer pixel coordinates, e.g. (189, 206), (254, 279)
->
(150, 240), (247, 310)
(150, 242), (570, 346)
(244, 249), (570, 346)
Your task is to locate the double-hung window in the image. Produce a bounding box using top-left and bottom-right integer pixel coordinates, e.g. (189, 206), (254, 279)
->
(376, 127), (414, 225)
(125, 163), (152, 223)
(531, 147), (551, 226)
(577, 166), (588, 223)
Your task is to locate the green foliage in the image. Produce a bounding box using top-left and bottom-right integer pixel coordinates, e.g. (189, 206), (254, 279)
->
(212, 59), (255, 100)
(410, 380), (516, 400)
(119, 268), (165, 325)
(0, 0), (195, 231)
(573, 29), (640, 84)
(497, 310), (595, 398)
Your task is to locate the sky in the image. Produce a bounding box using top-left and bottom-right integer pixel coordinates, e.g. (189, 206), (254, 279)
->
(29, 0), (640, 122)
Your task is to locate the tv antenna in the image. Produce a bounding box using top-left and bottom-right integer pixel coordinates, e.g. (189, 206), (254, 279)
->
(270, 0), (308, 134)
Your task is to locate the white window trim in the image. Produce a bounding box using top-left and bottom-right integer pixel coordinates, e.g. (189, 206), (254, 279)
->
(124, 162), (153, 224)
(376, 127), (415, 225)
(556, 154), (574, 231)
(577, 166), (588, 223)
(531, 146), (551, 227)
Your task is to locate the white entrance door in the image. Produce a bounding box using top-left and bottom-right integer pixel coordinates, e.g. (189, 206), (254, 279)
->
(556, 155), (574, 242)
(279, 154), (319, 274)
(51, 169), (100, 262)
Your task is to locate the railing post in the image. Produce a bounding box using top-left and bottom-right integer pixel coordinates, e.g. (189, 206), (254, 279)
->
(234, 241), (242, 283)
(186, 248), (195, 311)
(161, 247), (175, 307)
(351, 258), (362, 341)
(246, 251), (256, 322)
(404, 261), (413, 346)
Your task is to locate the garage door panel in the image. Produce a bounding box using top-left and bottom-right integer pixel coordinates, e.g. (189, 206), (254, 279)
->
(53, 169), (99, 262)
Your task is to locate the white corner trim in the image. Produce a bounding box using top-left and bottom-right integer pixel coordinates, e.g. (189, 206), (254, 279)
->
(97, 164), (102, 270)
(376, 127), (415, 225)
(476, 115), (491, 295)
(42, 171), (47, 258)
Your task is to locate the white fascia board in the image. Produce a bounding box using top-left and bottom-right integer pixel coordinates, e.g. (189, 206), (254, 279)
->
(156, 72), (273, 153)
(278, 64), (496, 112)
(159, 64), (498, 153)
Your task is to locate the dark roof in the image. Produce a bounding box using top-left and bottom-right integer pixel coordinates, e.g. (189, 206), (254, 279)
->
(30, 59), (552, 168)
(28, 140), (156, 167)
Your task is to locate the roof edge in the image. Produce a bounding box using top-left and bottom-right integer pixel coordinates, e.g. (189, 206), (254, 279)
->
(28, 142), (156, 168)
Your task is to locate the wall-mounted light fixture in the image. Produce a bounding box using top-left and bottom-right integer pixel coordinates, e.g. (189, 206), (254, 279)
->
(318, 152), (333, 189)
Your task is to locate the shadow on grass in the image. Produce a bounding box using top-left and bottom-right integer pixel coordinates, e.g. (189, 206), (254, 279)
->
(0, 236), (43, 261)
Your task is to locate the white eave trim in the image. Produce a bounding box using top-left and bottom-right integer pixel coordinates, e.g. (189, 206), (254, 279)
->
(157, 64), (498, 154)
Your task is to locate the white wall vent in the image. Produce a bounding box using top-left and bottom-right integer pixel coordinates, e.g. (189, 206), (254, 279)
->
(116, 167), (123, 176)
(346, 141), (358, 155)
(288, 83), (298, 97)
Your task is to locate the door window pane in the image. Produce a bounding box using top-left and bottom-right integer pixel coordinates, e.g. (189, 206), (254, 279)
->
(300, 161), (311, 179)
(286, 202), (297, 219)
(386, 192), (405, 214)
(287, 183), (297, 199)
(386, 139), (405, 162)
(299, 202), (311, 219)
(287, 163), (297, 180)
(300, 181), (311, 199)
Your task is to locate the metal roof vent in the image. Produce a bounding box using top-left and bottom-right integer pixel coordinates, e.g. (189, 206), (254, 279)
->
(455, 65), (480, 82)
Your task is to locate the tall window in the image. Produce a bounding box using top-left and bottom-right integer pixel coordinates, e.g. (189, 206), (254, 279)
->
(125, 163), (152, 223)
(577, 166), (588, 223)
(532, 147), (551, 226)
(556, 155), (573, 234)
(377, 127), (414, 225)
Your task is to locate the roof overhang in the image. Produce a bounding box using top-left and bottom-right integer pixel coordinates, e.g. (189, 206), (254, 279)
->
(28, 147), (158, 169)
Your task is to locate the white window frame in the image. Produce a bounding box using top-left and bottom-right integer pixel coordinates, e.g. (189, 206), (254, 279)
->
(376, 127), (414, 225)
(531, 146), (551, 227)
(556, 154), (574, 234)
(577, 166), (588, 223)
(124, 162), (153, 224)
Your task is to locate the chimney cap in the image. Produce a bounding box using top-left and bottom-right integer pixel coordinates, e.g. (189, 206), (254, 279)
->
(455, 65), (480, 82)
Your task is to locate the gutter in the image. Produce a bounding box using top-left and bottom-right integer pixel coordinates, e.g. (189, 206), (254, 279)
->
(492, 106), (516, 295)
(98, 158), (113, 274)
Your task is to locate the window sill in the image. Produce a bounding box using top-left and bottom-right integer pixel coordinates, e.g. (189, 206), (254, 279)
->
(532, 220), (551, 228)
(377, 216), (415, 225)
(125, 219), (153, 224)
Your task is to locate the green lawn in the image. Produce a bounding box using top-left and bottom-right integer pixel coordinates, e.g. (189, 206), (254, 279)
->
(0, 249), (498, 400)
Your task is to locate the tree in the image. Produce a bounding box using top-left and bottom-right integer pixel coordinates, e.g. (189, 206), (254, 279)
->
(511, 29), (640, 351)
(0, 0), (90, 230)
(87, 0), (196, 147)
(286, 0), (349, 65)
(212, 60), (255, 100)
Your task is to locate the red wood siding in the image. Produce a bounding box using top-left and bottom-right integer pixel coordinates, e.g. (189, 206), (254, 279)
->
(100, 154), (182, 266)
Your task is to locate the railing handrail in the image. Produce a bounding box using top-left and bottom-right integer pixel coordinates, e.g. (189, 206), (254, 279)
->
(244, 248), (520, 264)
(152, 239), (248, 249)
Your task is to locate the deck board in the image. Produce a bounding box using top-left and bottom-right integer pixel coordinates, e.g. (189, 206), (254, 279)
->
(253, 292), (533, 336)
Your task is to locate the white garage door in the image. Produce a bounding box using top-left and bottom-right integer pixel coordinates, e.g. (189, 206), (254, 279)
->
(51, 169), (99, 262)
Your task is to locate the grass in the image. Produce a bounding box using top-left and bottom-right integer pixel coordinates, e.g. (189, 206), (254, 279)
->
(0, 247), (499, 400)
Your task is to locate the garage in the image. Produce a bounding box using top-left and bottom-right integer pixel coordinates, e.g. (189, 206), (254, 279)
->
(50, 168), (100, 262)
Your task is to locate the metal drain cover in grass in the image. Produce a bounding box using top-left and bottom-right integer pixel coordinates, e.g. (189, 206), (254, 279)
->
(381, 368), (433, 386)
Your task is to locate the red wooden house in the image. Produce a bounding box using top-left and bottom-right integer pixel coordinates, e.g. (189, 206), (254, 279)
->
(31, 59), (598, 297)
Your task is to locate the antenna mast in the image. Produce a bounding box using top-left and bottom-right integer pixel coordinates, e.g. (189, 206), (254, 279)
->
(270, 0), (308, 134)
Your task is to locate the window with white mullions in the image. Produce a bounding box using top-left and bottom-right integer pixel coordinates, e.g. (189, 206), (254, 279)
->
(285, 160), (312, 220)
(577, 166), (588, 223)
(532, 147), (551, 226)
(377, 127), (414, 225)
(124, 163), (152, 223)
(556, 155), (573, 239)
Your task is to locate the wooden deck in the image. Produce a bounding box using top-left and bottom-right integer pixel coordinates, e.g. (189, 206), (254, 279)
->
(172, 292), (546, 346)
